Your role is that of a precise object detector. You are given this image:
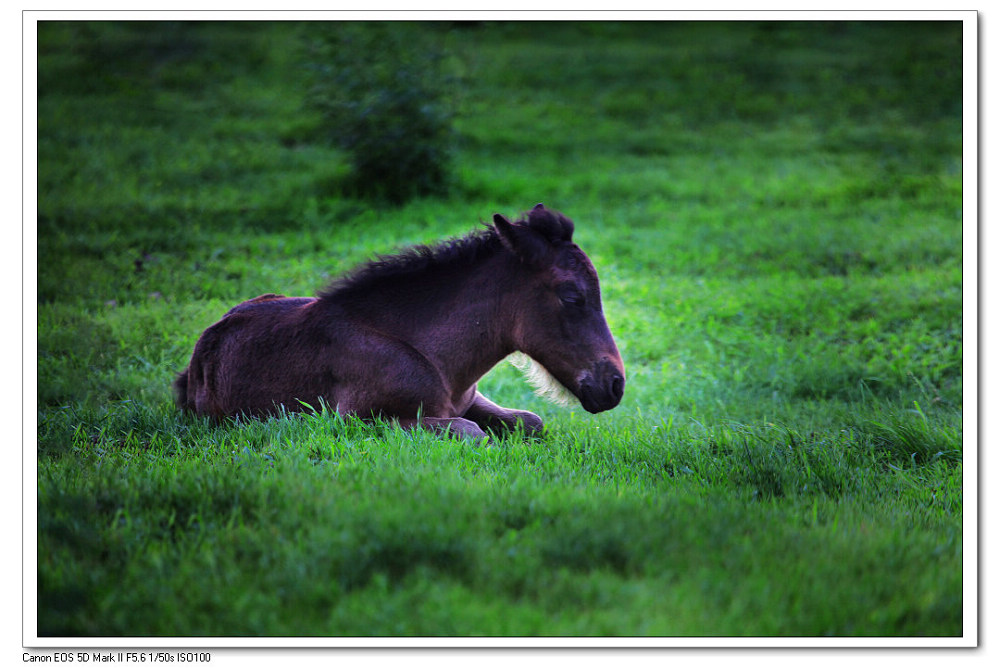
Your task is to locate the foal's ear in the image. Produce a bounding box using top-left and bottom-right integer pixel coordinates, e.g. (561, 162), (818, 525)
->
(494, 213), (550, 266)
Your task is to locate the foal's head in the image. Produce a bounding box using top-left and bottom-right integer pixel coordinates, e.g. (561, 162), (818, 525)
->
(494, 204), (625, 414)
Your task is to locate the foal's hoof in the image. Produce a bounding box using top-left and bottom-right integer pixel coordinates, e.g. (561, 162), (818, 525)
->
(445, 417), (490, 440)
(511, 411), (544, 437)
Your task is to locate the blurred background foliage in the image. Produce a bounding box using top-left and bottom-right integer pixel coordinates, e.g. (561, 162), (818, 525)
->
(304, 22), (458, 203)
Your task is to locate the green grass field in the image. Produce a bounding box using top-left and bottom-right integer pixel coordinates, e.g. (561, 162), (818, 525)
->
(34, 20), (965, 638)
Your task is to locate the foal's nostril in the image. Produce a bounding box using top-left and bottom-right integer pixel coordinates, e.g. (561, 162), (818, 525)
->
(609, 374), (625, 402)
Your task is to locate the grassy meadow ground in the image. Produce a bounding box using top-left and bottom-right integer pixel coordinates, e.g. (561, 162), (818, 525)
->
(34, 21), (965, 637)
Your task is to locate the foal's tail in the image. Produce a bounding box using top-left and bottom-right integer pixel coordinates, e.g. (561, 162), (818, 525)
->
(173, 368), (192, 411)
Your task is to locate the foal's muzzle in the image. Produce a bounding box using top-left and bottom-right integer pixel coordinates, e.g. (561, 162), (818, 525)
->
(578, 358), (626, 414)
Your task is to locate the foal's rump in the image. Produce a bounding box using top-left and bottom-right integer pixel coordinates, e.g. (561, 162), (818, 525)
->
(175, 294), (323, 418)
(222, 293), (313, 317)
(175, 293), (443, 420)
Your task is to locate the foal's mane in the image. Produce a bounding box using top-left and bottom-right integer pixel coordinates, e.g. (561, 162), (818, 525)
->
(319, 225), (502, 301)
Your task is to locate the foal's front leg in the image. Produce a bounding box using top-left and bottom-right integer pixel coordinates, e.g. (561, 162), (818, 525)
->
(396, 416), (489, 440)
(462, 391), (544, 436)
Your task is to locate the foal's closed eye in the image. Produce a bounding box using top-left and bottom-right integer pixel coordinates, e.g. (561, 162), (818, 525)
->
(557, 285), (585, 307)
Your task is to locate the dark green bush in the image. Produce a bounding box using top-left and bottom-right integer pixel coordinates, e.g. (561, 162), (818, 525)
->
(305, 22), (456, 204)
